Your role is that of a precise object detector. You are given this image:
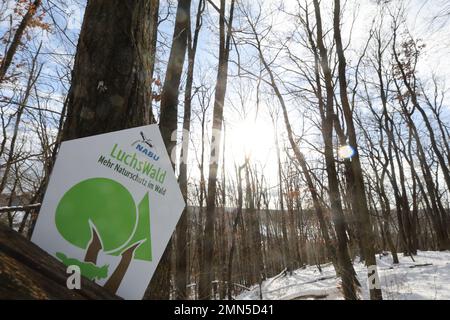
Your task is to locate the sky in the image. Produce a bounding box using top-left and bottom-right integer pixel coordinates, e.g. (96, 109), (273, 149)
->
(2, 0), (450, 206)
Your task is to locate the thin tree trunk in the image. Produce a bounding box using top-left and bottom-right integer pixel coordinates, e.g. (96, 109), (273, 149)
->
(199, 0), (235, 300)
(0, 47), (42, 194)
(333, 0), (382, 300)
(0, 0), (42, 83)
(251, 11), (339, 274)
(147, 0), (191, 300)
(175, 0), (205, 300)
(313, 0), (359, 300)
(226, 163), (246, 299)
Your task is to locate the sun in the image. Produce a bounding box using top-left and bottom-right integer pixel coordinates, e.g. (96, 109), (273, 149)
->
(227, 118), (275, 164)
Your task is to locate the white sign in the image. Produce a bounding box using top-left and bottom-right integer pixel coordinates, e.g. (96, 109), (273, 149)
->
(31, 124), (185, 299)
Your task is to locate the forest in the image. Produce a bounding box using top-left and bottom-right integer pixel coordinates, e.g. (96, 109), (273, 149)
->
(2, 0), (450, 300)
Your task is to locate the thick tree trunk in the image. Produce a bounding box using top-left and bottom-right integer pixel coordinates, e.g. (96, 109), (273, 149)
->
(62, 0), (157, 141)
(0, 223), (119, 299)
(32, 0), (159, 297)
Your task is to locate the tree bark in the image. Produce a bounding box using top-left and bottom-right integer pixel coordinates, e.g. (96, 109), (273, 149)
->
(0, 223), (120, 299)
(33, 0), (159, 297)
(62, 0), (157, 141)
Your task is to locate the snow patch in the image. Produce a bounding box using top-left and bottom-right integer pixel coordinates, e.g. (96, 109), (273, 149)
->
(236, 251), (450, 300)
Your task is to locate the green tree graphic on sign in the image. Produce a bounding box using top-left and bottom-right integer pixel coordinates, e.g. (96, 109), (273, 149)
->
(54, 178), (152, 293)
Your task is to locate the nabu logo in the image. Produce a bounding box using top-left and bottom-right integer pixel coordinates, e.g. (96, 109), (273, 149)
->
(132, 131), (160, 161)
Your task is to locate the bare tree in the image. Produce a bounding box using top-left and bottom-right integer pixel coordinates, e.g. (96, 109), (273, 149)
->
(0, 0), (43, 83)
(199, 0), (235, 300)
(175, 0), (205, 300)
(147, 0), (192, 300)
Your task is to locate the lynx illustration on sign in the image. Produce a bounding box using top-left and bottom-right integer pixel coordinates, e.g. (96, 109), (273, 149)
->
(31, 124), (185, 299)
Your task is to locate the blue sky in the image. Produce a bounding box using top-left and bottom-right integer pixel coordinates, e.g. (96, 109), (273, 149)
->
(2, 0), (450, 207)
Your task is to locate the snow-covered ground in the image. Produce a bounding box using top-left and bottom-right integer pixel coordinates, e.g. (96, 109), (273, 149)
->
(237, 251), (450, 300)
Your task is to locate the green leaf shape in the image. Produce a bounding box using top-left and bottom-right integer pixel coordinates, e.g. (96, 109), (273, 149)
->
(56, 252), (109, 281)
(111, 193), (152, 261)
(55, 178), (136, 251)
